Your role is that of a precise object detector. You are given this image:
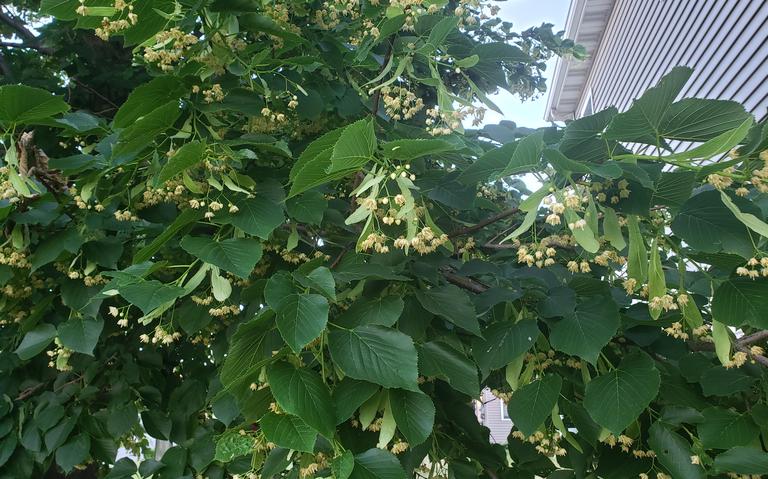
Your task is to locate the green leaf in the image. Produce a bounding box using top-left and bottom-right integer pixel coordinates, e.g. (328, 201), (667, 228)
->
(31, 228), (83, 272)
(714, 447), (768, 475)
(336, 295), (404, 328)
(328, 119), (376, 173)
(418, 341), (479, 396)
(350, 448), (406, 479)
(113, 77), (186, 129)
(333, 451), (355, 479)
(111, 101), (181, 162)
(601, 207), (626, 250)
(329, 325), (419, 391)
(549, 298), (620, 364)
(720, 191), (768, 239)
(499, 183), (550, 241)
(472, 319), (539, 375)
(180, 236), (262, 279)
(671, 189), (759, 258)
(712, 319), (732, 365)
(14, 323), (57, 360)
(415, 285), (480, 336)
(219, 196), (285, 239)
(294, 266), (336, 301)
(652, 171), (695, 209)
(659, 98), (752, 142)
(290, 127), (344, 181)
(55, 434), (90, 474)
(564, 208), (599, 253)
(219, 313), (272, 390)
(712, 277), (768, 328)
(458, 142), (515, 184)
(286, 191), (327, 224)
(647, 237), (666, 319)
(560, 107), (618, 162)
(380, 139), (455, 161)
(214, 430), (252, 463)
(665, 116), (753, 161)
(698, 407), (759, 449)
(119, 281), (184, 315)
(498, 131), (543, 177)
(584, 352), (660, 433)
(260, 412), (317, 453)
(389, 389), (435, 446)
(626, 215), (648, 286)
(133, 208), (202, 263)
(274, 293), (329, 353)
(157, 141), (205, 184)
(604, 67), (692, 145)
(57, 317), (104, 355)
(267, 362), (335, 438)
(648, 422), (705, 479)
(424, 16), (459, 50)
(0, 85), (69, 126)
(543, 148), (622, 180)
(333, 378), (379, 425)
(507, 374), (562, 436)
(699, 366), (757, 396)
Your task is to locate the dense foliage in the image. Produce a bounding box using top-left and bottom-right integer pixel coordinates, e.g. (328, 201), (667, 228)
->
(1, 1), (768, 478)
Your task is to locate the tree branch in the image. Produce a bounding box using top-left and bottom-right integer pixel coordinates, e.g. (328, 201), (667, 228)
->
(448, 207), (519, 238)
(0, 8), (53, 54)
(441, 267), (488, 293)
(738, 330), (768, 346)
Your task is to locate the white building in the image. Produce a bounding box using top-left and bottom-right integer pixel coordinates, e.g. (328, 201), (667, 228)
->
(546, 0), (768, 121)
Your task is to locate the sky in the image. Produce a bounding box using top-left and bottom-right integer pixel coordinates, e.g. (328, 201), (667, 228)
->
(482, 0), (572, 128)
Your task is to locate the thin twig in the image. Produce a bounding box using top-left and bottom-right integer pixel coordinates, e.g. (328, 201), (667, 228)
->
(448, 207), (519, 238)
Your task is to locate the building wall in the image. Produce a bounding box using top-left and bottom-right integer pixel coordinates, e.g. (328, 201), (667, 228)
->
(575, 0), (768, 120)
(475, 388), (513, 444)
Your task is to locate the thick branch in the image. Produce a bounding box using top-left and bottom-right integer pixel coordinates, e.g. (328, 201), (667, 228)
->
(441, 268), (488, 293)
(0, 8), (53, 54)
(448, 207), (519, 238)
(738, 330), (768, 346)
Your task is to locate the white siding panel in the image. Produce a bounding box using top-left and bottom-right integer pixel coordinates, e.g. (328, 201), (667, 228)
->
(579, 0), (768, 121)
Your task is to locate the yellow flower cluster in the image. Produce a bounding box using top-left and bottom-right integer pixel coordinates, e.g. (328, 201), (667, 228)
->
(663, 321), (689, 340)
(139, 181), (186, 208)
(380, 86), (424, 121)
(143, 28), (198, 71)
(315, 0), (360, 30)
(78, 0), (138, 40)
(394, 227), (449, 254)
(736, 257), (768, 279)
(0, 247), (30, 269)
(648, 294), (677, 312)
(209, 304), (241, 317)
(114, 209), (138, 221)
(592, 178), (630, 204)
(510, 430), (566, 457)
(203, 84), (225, 104)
